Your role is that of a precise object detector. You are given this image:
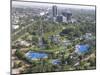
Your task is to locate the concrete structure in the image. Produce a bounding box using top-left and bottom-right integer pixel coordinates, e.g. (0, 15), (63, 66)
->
(16, 40), (31, 47)
(51, 5), (73, 23)
(62, 11), (72, 23)
(12, 25), (19, 30)
(38, 37), (47, 48)
(52, 5), (58, 22)
(52, 5), (57, 17)
(49, 35), (60, 44)
(62, 40), (71, 46)
(62, 16), (67, 23)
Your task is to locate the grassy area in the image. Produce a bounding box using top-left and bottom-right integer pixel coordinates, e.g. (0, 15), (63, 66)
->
(43, 29), (62, 39)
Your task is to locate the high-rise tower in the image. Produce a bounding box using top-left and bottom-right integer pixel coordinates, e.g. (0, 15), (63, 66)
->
(52, 5), (57, 17)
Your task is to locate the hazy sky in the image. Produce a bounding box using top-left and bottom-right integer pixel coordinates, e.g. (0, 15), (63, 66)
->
(12, 1), (95, 10)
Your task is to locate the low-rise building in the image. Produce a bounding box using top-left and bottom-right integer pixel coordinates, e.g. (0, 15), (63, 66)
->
(12, 25), (19, 30)
(16, 40), (31, 47)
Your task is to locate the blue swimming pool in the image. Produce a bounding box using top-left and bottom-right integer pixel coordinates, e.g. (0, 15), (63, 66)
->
(25, 51), (48, 60)
(78, 44), (90, 53)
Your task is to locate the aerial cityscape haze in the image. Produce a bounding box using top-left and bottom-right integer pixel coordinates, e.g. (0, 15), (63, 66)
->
(11, 1), (96, 74)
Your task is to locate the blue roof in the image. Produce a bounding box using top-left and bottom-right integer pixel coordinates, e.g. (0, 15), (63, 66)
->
(78, 45), (89, 53)
(25, 51), (48, 60)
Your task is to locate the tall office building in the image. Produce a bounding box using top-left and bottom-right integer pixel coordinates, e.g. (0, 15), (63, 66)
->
(52, 5), (57, 17)
(62, 11), (72, 22)
(67, 12), (72, 22)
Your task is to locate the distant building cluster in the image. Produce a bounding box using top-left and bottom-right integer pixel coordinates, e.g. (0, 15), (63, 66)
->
(52, 5), (73, 23)
(39, 5), (76, 23)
